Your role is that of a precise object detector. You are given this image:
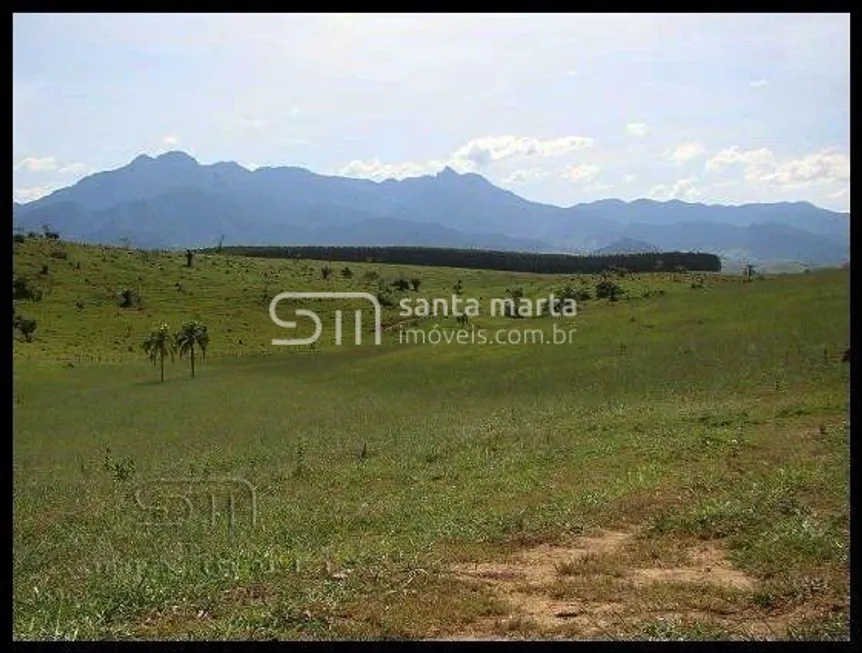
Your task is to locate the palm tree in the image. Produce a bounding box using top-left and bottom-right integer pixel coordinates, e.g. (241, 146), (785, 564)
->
(175, 320), (209, 378)
(142, 323), (175, 382)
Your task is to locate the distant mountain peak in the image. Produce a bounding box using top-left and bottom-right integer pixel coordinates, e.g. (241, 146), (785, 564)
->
(594, 237), (660, 255)
(156, 150), (198, 165)
(130, 153), (154, 166)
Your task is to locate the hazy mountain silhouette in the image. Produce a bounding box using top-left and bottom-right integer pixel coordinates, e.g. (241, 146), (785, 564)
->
(12, 151), (849, 267)
(594, 238), (661, 255)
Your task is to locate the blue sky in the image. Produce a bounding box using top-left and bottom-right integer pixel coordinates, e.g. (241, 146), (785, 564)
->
(13, 13), (850, 211)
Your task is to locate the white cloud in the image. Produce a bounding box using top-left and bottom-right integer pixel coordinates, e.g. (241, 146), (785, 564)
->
(749, 79), (768, 87)
(767, 150), (849, 186)
(290, 105), (300, 116)
(338, 157), (442, 181)
(706, 146), (849, 187)
(626, 122), (648, 137)
(668, 142), (706, 164)
(14, 185), (57, 202)
(451, 134), (593, 168)
(623, 174), (637, 183)
(561, 163), (601, 183)
(339, 134), (595, 181)
(13, 156), (93, 177)
(583, 181), (613, 193)
(648, 176), (701, 201)
(58, 161), (93, 175)
(502, 168), (551, 185)
(162, 134), (179, 145)
(14, 156), (58, 172)
(705, 146), (776, 182)
(564, 68), (578, 76)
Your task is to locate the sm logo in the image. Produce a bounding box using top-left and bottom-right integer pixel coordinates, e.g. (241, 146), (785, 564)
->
(269, 292), (382, 346)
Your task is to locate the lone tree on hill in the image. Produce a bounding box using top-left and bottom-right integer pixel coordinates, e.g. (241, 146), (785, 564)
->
(142, 323), (175, 382)
(175, 320), (209, 379)
(13, 314), (37, 342)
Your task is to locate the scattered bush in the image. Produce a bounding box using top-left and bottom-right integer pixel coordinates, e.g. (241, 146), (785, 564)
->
(13, 234), (25, 244)
(410, 277), (421, 291)
(116, 288), (141, 308)
(12, 276), (42, 301)
(321, 265), (333, 280)
(341, 266), (353, 279)
(14, 315), (37, 342)
(391, 276), (410, 292)
(50, 250), (68, 259)
(376, 290), (396, 308)
(595, 279), (624, 302)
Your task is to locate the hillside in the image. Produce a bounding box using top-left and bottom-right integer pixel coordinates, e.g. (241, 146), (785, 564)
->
(9, 236), (722, 364)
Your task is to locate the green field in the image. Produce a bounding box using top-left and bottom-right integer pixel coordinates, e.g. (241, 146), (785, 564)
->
(13, 236), (850, 640)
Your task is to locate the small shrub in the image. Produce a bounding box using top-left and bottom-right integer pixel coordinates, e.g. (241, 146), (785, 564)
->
(391, 276), (410, 292)
(116, 288), (141, 308)
(595, 279), (624, 302)
(341, 266), (353, 279)
(15, 316), (37, 342)
(376, 291), (396, 308)
(410, 277), (421, 291)
(12, 276), (42, 301)
(13, 234), (25, 244)
(50, 250), (68, 259)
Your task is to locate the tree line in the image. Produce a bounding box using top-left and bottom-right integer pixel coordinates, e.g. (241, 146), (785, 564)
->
(207, 245), (721, 274)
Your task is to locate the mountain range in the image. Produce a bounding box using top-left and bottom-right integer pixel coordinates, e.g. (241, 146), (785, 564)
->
(12, 151), (850, 270)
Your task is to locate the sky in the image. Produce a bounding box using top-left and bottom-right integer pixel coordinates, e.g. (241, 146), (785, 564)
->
(13, 13), (850, 212)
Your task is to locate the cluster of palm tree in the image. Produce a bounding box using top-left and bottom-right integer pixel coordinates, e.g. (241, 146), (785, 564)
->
(142, 321), (209, 382)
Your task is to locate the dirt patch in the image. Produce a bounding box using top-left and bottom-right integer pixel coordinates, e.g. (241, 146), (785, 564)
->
(451, 530), (633, 589)
(630, 544), (754, 591)
(441, 528), (766, 640)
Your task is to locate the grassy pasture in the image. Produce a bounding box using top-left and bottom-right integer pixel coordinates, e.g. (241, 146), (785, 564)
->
(12, 237), (849, 640)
